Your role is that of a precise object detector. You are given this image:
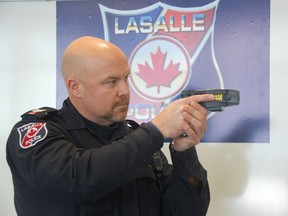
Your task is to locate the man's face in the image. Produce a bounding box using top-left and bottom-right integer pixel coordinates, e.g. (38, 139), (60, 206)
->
(78, 57), (131, 126)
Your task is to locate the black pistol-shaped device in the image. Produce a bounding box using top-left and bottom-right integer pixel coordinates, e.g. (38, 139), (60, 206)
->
(181, 89), (240, 111)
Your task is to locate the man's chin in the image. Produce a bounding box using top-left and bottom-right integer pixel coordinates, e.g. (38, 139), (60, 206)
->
(111, 110), (128, 122)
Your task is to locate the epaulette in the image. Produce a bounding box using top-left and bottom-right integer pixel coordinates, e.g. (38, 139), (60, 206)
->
(125, 119), (139, 130)
(21, 107), (59, 120)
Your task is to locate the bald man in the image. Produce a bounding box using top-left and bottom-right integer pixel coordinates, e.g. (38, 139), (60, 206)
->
(7, 36), (213, 216)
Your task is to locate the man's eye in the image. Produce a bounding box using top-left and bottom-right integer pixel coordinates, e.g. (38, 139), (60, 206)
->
(105, 79), (117, 87)
(108, 80), (116, 85)
(111, 80), (116, 84)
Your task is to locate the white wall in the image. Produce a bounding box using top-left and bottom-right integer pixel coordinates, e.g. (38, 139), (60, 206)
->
(0, 1), (287, 216)
(0, 2), (56, 215)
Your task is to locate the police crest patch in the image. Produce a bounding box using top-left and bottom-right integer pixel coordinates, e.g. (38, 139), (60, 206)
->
(17, 122), (48, 149)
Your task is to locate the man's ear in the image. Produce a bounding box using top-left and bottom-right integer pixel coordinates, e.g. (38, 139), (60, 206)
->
(67, 77), (81, 98)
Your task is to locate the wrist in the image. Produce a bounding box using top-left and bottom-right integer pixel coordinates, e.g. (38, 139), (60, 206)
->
(170, 140), (185, 152)
(149, 120), (167, 139)
(171, 139), (195, 152)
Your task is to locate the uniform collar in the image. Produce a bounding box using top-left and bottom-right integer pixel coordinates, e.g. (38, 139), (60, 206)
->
(61, 98), (87, 130)
(61, 98), (130, 140)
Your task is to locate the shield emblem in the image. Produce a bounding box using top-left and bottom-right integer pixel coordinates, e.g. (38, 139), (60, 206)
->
(100, 1), (222, 122)
(17, 122), (48, 149)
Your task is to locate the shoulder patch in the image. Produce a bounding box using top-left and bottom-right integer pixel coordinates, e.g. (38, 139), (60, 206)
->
(17, 122), (48, 149)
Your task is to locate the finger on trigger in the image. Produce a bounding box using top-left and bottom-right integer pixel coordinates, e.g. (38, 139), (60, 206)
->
(189, 94), (214, 103)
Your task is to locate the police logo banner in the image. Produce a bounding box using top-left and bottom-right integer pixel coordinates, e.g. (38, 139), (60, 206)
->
(56, 0), (270, 143)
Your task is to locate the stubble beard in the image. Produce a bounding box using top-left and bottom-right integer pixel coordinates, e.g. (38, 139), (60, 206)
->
(108, 97), (130, 123)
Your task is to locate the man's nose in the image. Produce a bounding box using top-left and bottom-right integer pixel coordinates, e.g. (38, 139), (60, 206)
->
(118, 81), (130, 96)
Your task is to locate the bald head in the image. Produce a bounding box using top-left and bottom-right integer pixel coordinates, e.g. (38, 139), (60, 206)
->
(61, 36), (128, 84)
(60, 36), (131, 125)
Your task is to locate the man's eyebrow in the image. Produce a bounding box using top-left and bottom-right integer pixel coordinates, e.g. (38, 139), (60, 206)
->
(106, 72), (130, 79)
(102, 70), (130, 80)
(106, 76), (118, 79)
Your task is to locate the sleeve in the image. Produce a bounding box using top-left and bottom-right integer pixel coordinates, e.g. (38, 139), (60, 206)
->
(161, 144), (210, 216)
(6, 120), (164, 203)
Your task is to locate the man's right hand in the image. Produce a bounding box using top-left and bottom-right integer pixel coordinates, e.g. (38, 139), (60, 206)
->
(151, 94), (214, 149)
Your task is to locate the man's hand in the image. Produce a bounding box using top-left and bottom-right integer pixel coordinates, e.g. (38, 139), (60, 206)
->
(151, 94), (214, 151)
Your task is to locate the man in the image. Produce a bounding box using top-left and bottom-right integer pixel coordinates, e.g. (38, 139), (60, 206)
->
(6, 36), (214, 216)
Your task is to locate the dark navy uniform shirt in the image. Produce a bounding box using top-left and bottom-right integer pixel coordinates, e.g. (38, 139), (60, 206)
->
(6, 99), (210, 216)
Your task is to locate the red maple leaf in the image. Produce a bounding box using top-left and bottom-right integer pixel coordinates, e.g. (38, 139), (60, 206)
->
(136, 47), (182, 93)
